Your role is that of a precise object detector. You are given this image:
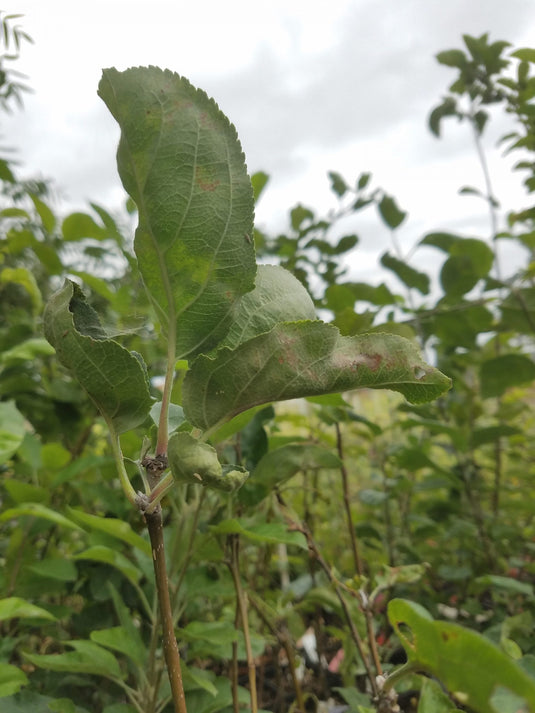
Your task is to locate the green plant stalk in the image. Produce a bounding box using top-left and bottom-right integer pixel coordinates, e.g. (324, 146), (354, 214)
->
(335, 424), (384, 677)
(249, 592), (306, 713)
(156, 322), (177, 457)
(227, 534), (258, 713)
(335, 422), (363, 575)
(277, 496), (379, 698)
(145, 505), (188, 713)
(108, 422), (137, 505)
(231, 606), (240, 713)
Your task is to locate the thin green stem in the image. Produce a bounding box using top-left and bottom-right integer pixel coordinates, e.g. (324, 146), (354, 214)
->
(227, 534), (258, 713)
(108, 422), (137, 505)
(335, 422), (363, 576)
(156, 322), (177, 457)
(276, 496), (378, 698)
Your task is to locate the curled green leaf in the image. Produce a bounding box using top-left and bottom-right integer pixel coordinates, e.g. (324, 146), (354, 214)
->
(43, 280), (152, 433)
(168, 432), (248, 492)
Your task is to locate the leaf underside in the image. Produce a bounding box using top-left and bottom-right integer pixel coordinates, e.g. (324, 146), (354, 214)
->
(98, 66), (256, 359)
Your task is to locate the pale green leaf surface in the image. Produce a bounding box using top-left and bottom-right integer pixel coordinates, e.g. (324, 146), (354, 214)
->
(0, 401), (26, 462)
(67, 508), (151, 556)
(73, 546), (142, 586)
(0, 338), (55, 364)
(220, 264), (317, 349)
(183, 322), (451, 431)
(0, 503), (83, 531)
(209, 518), (307, 549)
(23, 640), (122, 679)
(0, 663), (28, 698)
(26, 558), (77, 582)
(239, 442), (341, 505)
(0, 267), (42, 314)
(388, 598), (535, 713)
(90, 627), (146, 667)
(98, 66), (256, 358)
(0, 597), (56, 622)
(168, 432), (248, 492)
(43, 281), (152, 433)
(418, 677), (458, 712)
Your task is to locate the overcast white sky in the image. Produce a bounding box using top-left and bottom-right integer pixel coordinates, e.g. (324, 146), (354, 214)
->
(4, 0), (535, 284)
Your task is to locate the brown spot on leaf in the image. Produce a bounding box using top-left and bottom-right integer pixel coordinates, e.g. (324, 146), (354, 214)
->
(195, 165), (220, 192)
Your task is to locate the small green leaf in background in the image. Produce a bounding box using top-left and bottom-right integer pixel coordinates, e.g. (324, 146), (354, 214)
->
(168, 432), (249, 492)
(251, 171), (269, 201)
(23, 640), (122, 680)
(26, 559), (77, 583)
(0, 597), (56, 622)
(73, 546), (142, 587)
(29, 193), (56, 232)
(380, 253), (430, 294)
(210, 518), (307, 549)
(0, 266), (42, 314)
(238, 442), (341, 505)
(480, 354), (535, 398)
(472, 575), (534, 599)
(90, 626), (146, 668)
(388, 598), (535, 713)
(418, 677), (458, 712)
(328, 171), (348, 197)
(0, 338), (55, 364)
(62, 212), (107, 241)
(66, 508), (151, 556)
(98, 66), (256, 359)
(378, 194), (407, 229)
(44, 280), (152, 433)
(0, 663), (28, 698)
(0, 503), (83, 531)
(0, 401), (26, 462)
(183, 323), (450, 431)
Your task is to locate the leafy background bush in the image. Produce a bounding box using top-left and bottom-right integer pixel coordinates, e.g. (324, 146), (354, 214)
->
(2, 16), (535, 713)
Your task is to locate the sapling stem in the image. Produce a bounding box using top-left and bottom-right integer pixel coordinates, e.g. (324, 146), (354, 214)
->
(276, 494), (379, 698)
(335, 423), (363, 576)
(145, 504), (188, 713)
(226, 534), (258, 713)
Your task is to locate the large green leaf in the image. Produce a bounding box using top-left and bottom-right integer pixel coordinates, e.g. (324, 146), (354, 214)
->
(209, 518), (307, 549)
(90, 626), (146, 668)
(0, 401), (26, 462)
(66, 508), (151, 556)
(219, 264), (316, 349)
(239, 442), (341, 505)
(0, 663), (28, 698)
(0, 503), (83, 531)
(480, 354), (535, 398)
(43, 280), (152, 433)
(23, 640), (122, 680)
(73, 546), (143, 586)
(388, 599), (535, 713)
(380, 253), (430, 295)
(98, 66), (256, 358)
(183, 322), (451, 431)
(0, 597), (56, 622)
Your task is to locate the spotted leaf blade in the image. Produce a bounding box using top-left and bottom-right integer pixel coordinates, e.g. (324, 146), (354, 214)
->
(98, 67), (256, 359)
(183, 322), (451, 431)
